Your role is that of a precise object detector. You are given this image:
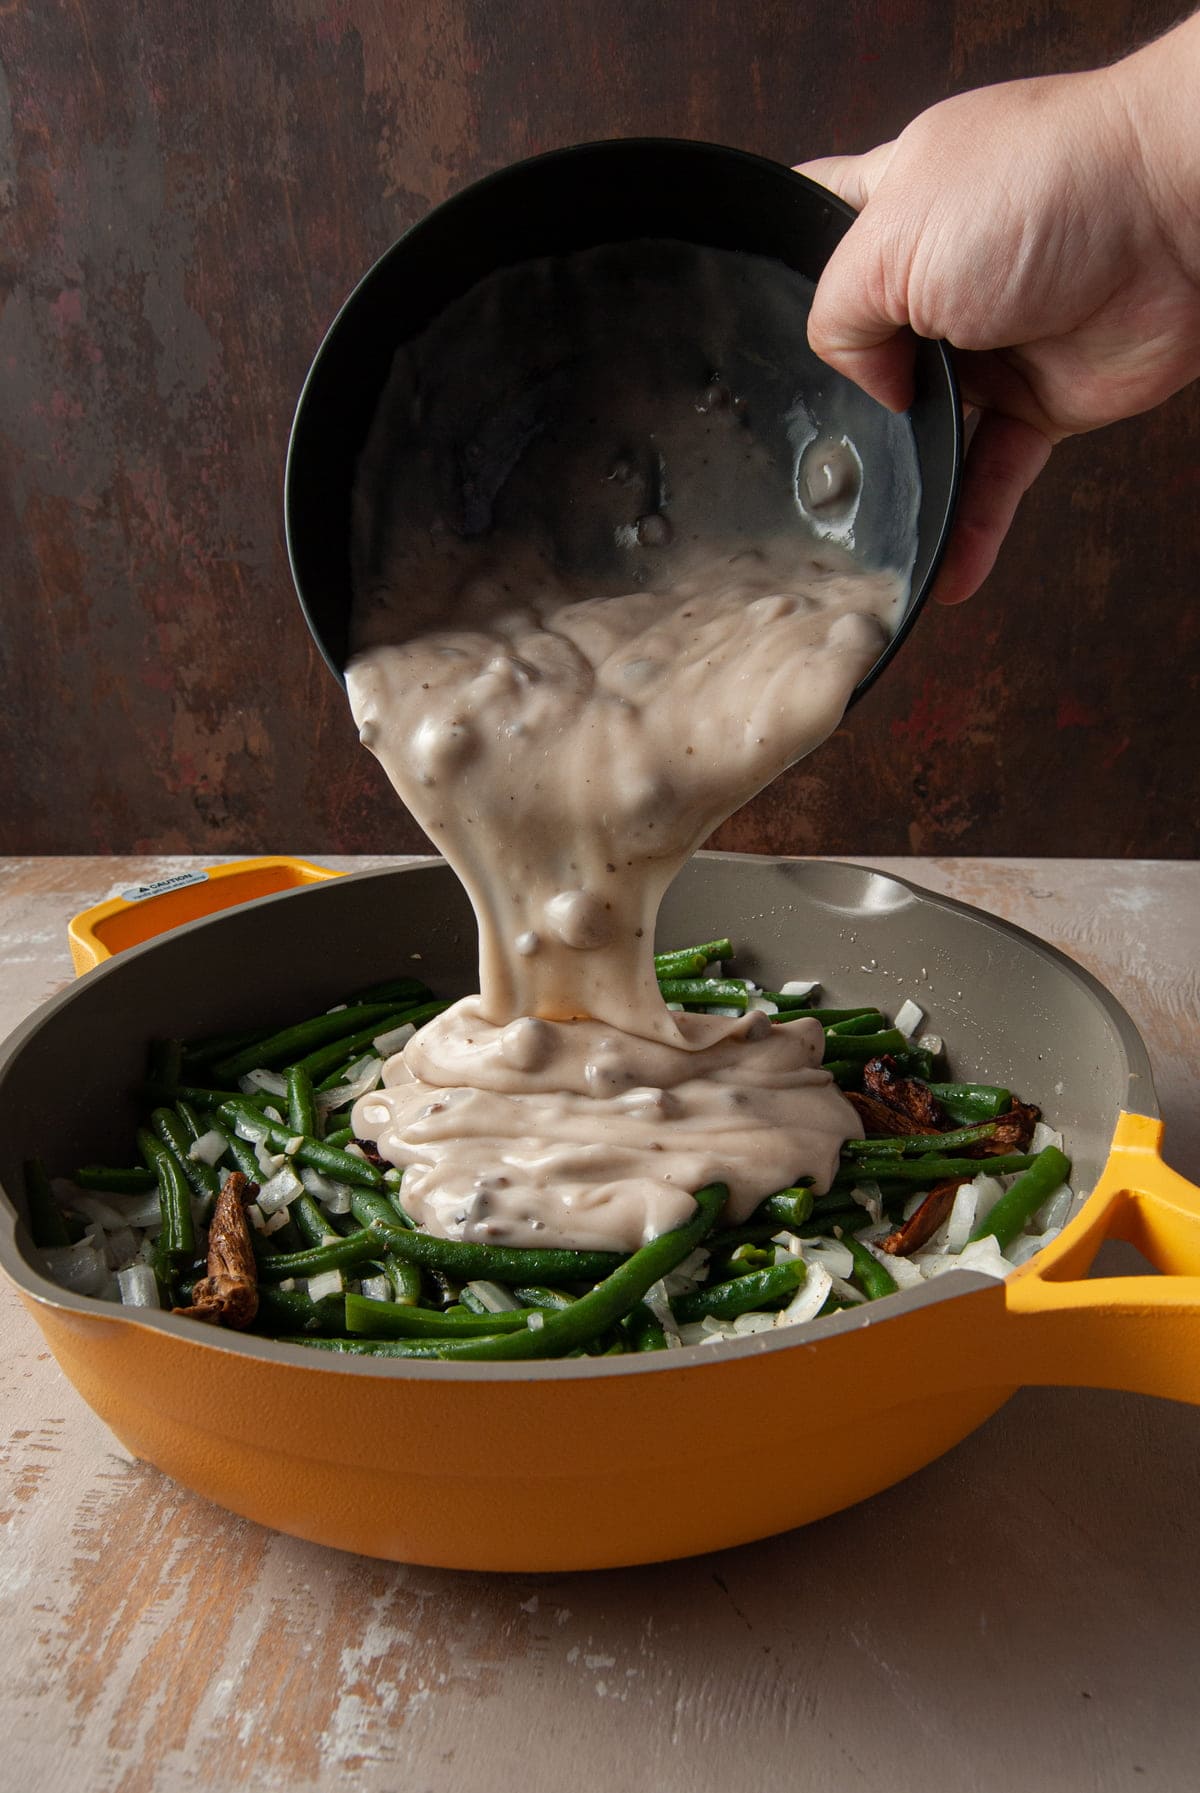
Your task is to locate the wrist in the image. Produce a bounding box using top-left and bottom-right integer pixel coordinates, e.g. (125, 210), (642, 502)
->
(1108, 14), (1200, 281)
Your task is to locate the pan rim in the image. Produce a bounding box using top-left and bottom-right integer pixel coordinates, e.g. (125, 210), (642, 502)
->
(0, 853), (1156, 1382)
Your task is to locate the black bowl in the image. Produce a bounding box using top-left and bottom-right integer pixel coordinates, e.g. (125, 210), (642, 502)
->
(285, 137), (961, 695)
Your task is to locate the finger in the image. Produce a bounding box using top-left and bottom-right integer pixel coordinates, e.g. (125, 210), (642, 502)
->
(931, 411), (1053, 605)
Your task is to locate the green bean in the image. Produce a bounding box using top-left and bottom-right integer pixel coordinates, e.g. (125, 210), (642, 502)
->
(137, 1129), (195, 1266)
(76, 1165), (157, 1195)
(324, 1125), (355, 1149)
(217, 1100), (386, 1190)
(843, 1122), (1001, 1156)
(654, 938), (731, 974)
(345, 1291), (529, 1338)
(382, 1253), (423, 1305)
(289, 1183), (729, 1359)
(822, 1060), (861, 1086)
(291, 1001), (451, 1084)
(654, 951), (709, 978)
(252, 1285), (347, 1336)
(929, 1082), (1013, 1124)
(967, 1146), (1071, 1251)
(825, 1013), (891, 1037)
(776, 1006), (883, 1026)
(750, 1187), (814, 1229)
(815, 1029), (909, 1060)
(834, 1151), (1037, 1187)
(843, 1234), (900, 1300)
(175, 1100), (210, 1144)
(888, 1048), (937, 1080)
(257, 1230), (383, 1281)
(290, 1192), (339, 1249)
(151, 1107), (221, 1200)
(656, 977), (748, 1005)
(286, 1065), (319, 1139)
(349, 1188), (407, 1234)
(357, 1217), (626, 1286)
(213, 1003), (409, 1081)
(629, 1306), (667, 1351)
(512, 1286), (578, 1312)
(710, 1241), (777, 1278)
(673, 1258), (804, 1322)
(224, 1130), (263, 1183)
(23, 1158), (69, 1250)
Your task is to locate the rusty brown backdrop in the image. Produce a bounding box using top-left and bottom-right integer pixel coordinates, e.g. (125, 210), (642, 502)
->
(1, 1), (1196, 858)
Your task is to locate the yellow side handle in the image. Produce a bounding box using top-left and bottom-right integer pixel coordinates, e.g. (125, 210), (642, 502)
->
(68, 857), (341, 975)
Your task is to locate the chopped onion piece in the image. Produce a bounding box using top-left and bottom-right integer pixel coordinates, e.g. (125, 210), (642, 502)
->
(256, 1163), (303, 1216)
(1033, 1184), (1074, 1233)
(41, 1237), (109, 1296)
(798, 1236), (854, 1280)
(828, 1274), (866, 1305)
(917, 1032), (943, 1057)
(849, 1180), (883, 1223)
(876, 1248), (924, 1289)
(188, 1128), (228, 1167)
(307, 1269), (344, 1301)
(58, 1188), (130, 1231)
(746, 995), (779, 1015)
(894, 998), (924, 1039)
(325, 1003), (348, 1014)
(642, 1279), (681, 1341)
(255, 1141), (286, 1178)
(233, 1109), (269, 1144)
(262, 1105), (284, 1125)
(1007, 1227), (1063, 1267)
(343, 1142), (367, 1160)
(957, 1236), (1016, 1278)
(661, 1247), (710, 1298)
(278, 1277), (296, 1292)
(944, 1181), (981, 1253)
(284, 1135), (304, 1157)
(776, 1262), (832, 1327)
(245, 1202), (267, 1231)
(358, 1274), (391, 1302)
(731, 1311), (776, 1336)
(239, 1068), (288, 1098)
(1030, 1120), (1065, 1156)
(665, 1002), (684, 1013)
(465, 1279), (523, 1314)
(780, 980), (818, 998)
(372, 1022), (416, 1057)
(118, 1263), (160, 1308)
(106, 1227), (139, 1270)
(262, 1207), (292, 1235)
(526, 1310), (545, 1331)
(318, 1056), (384, 1111)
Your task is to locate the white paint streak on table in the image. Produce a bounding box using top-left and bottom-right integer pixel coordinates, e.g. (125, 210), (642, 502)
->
(2, 856), (1198, 1792)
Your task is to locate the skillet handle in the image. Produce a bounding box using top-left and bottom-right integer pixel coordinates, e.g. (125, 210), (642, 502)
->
(67, 857), (341, 976)
(1005, 1111), (1200, 1404)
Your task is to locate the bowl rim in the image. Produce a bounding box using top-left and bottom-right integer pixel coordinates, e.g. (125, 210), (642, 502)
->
(0, 854), (1154, 1383)
(283, 134), (962, 701)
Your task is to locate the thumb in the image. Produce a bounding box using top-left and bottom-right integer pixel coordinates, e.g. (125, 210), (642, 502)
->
(794, 144), (916, 412)
(794, 146), (894, 212)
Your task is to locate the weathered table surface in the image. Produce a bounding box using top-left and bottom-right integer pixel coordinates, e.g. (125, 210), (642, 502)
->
(4, 855), (1198, 1792)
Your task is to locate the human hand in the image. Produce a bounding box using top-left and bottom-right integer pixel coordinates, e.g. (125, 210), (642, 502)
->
(796, 19), (1200, 603)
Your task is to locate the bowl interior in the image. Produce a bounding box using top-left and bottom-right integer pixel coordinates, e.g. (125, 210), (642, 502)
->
(285, 139), (960, 693)
(0, 856), (1151, 1343)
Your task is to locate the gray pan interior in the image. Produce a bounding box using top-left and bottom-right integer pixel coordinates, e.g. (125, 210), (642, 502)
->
(0, 855), (1155, 1376)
